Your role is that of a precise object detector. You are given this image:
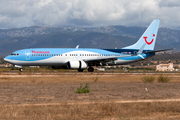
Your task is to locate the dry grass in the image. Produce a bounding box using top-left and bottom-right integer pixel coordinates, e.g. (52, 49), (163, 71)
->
(0, 73), (179, 84)
(0, 74), (142, 84)
(157, 74), (170, 83)
(0, 73), (180, 119)
(0, 102), (180, 120)
(141, 76), (155, 83)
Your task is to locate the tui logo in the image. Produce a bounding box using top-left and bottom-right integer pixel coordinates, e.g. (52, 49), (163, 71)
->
(143, 34), (155, 45)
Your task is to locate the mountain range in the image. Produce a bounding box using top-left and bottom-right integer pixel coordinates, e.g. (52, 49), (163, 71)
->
(0, 25), (180, 56)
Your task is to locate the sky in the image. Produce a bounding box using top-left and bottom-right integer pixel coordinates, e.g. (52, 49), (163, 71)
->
(0, 0), (180, 29)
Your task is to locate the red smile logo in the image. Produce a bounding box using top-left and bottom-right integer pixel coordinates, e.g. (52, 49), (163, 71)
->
(144, 34), (155, 45)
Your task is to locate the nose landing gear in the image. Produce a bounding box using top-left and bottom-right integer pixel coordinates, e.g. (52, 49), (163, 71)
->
(14, 65), (23, 72)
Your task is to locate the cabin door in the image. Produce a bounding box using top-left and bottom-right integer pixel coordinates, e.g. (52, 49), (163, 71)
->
(25, 50), (31, 60)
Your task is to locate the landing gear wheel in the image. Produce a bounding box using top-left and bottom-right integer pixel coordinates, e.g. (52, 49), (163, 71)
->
(19, 68), (23, 72)
(88, 67), (94, 72)
(78, 69), (84, 72)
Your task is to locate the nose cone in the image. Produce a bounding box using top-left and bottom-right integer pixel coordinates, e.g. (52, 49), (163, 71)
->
(4, 55), (11, 63)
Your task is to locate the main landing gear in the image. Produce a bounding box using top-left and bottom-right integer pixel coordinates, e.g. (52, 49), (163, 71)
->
(78, 69), (84, 72)
(88, 66), (94, 72)
(77, 67), (94, 72)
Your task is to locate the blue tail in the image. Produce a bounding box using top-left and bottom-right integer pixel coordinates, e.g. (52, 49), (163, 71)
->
(122, 19), (160, 50)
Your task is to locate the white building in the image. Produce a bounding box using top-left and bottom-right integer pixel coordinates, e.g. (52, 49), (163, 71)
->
(156, 63), (174, 71)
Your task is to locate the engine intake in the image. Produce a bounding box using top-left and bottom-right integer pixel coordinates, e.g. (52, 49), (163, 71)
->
(68, 61), (87, 69)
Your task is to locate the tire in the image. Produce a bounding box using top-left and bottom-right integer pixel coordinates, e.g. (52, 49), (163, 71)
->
(88, 67), (94, 72)
(78, 69), (84, 72)
(19, 68), (23, 72)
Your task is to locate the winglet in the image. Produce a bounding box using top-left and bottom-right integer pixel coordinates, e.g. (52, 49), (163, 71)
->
(135, 43), (146, 60)
(137, 43), (146, 54)
(76, 45), (79, 49)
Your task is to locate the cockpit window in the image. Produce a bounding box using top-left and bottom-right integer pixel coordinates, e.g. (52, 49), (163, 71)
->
(11, 53), (19, 56)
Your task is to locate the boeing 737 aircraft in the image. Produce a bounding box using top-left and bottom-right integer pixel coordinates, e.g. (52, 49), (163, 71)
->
(4, 20), (170, 72)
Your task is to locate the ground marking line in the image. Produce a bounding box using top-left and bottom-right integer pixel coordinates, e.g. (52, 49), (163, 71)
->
(2, 99), (180, 107)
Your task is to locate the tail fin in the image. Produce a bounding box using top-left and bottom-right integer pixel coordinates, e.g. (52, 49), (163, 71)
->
(122, 19), (160, 50)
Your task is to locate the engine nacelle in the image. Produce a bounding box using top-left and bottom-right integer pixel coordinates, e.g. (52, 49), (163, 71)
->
(68, 61), (88, 69)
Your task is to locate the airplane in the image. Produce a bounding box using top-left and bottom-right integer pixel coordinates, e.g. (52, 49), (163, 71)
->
(4, 19), (171, 72)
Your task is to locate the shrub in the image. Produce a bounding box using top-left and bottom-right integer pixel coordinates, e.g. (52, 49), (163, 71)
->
(76, 83), (90, 94)
(157, 74), (170, 83)
(141, 76), (155, 83)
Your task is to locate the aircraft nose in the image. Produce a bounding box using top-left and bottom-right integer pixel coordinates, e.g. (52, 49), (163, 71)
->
(4, 55), (11, 62)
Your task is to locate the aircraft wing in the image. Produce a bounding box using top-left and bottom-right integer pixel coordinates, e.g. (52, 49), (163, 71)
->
(84, 55), (131, 63)
(144, 48), (173, 54)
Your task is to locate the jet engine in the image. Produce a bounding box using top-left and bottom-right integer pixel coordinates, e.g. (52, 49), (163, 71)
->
(67, 61), (88, 69)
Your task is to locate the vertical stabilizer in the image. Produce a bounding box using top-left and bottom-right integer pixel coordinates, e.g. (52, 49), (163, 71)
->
(122, 20), (160, 50)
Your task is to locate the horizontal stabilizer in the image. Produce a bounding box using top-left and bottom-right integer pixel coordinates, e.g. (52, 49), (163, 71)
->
(144, 48), (173, 54)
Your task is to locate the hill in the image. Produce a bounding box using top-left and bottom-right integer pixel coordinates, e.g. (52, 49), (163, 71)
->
(0, 25), (180, 56)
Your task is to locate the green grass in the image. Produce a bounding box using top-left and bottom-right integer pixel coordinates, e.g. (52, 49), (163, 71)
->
(76, 83), (90, 94)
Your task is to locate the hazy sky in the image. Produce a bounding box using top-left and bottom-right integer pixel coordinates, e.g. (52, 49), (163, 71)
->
(0, 0), (180, 29)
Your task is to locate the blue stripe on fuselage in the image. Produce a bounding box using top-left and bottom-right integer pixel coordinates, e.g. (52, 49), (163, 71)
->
(103, 49), (151, 54)
(117, 53), (155, 61)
